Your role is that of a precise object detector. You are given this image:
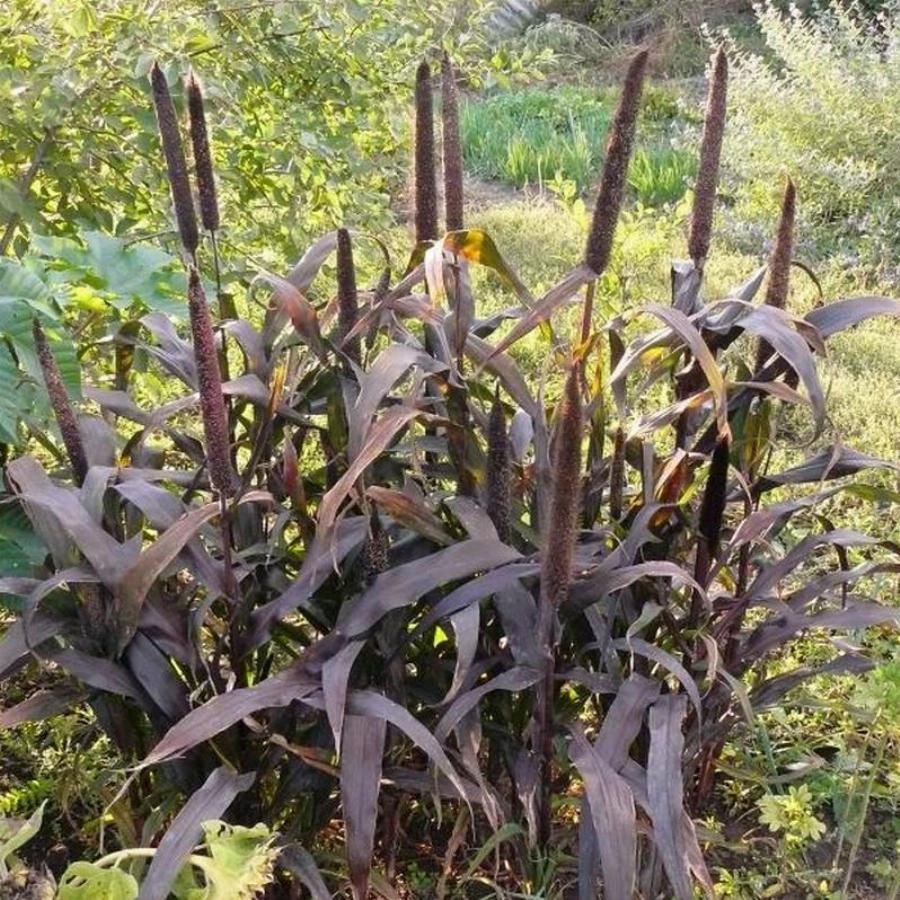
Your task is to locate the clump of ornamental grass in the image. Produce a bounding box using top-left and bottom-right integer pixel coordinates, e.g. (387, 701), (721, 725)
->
(583, 49), (648, 275)
(4, 50), (900, 900)
(688, 48), (728, 269)
(441, 52), (464, 233)
(150, 62), (199, 257)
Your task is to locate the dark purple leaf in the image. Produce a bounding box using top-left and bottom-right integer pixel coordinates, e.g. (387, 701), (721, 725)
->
(278, 845), (332, 900)
(340, 540), (521, 638)
(349, 344), (445, 460)
(343, 690), (468, 802)
(611, 638), (702, 727)
(319, 406), (424, 533)
(138, 766), (256, 900)
(125, 632), (189, 720)
(647, 695), (693, 900)
(465, 334), (537, 418)
(116, 490), (272, 653)
(323, 640), (364, 750)
(486, 264), (594, 358)
(246, 516), (368, 652)
(7, 456), (131, 586)
(0, 610), (65, 680)
(0, 685), (83, 727)
(141, 640), (338, 766)
(435, 667), (540, 742)
(341, 714), (387, 900)
(46, 647), (143, 700)
(569, 724), (637, 900)
(806, 295), (900, 339)
(755, 444), (900, 493)
(594, 674), (660, 771)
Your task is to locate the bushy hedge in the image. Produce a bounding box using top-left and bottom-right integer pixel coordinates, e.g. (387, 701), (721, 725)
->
(721, 1), (900, 273)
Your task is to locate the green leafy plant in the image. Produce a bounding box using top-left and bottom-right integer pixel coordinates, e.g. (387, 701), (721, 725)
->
(757, 784), (827, 849)
(57, 821), (278, 900)
(1, 43), (899, 900)
(720, 1), (900, 267)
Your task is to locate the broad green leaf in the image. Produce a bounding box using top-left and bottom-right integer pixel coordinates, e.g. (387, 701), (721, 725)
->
(0, 801), (45, 875)
(58, 862), (139, 899)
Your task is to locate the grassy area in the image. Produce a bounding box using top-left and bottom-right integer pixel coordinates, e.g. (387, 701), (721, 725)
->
(460, 83), (697, 205)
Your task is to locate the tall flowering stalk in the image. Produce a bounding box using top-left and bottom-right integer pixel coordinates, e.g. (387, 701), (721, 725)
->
(688, 48), (728, 269)
(187, 268), (237, 496)
(609, 426), (626, 521)
(414, 60), (438, 243)
(583, 49), (648, 275)
(441, 52), (464, 233)
(336, 228), (361, 366)
(695, 435), (730, 586)
(32, 319), (88, 486)
(486, 387), (511, 544)
(151, 62), (199, 257)
(755, 179), (796, 373)
(185, 71), (219, 234)
(535, 362), (583, 846)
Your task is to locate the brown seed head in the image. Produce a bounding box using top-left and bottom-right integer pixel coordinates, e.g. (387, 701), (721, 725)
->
(186, 70), (220, 233)
(540, 364), (583, 617)
(362, 511), (390, 585)
(609, 426), (626, 521)
(150, 62), (199, 256)
(584, 49), (648, 275)
(336, 228), (361, 365)
(765, 178), (796, 310)
(698, 434), (730, 559)
(414, 60), (439, 243)
(755, 179), (797, 371)
(32, 319), (88, 485)
(486, 386), (512, 544)
(187, 268), (237, 495)
(688, 48), (728, 267)
(441, 52), (464, 232)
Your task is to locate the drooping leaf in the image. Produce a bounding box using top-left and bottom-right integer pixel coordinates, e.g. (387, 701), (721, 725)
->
(366, 485), (453, 546)
(486, 264), (595, 359)
(805, 295), (900, 339)
(569, 725), (637, 900)
(138, 767), (256, 900)
(338, 539), (521, 637)
(318, 406), (423, 533)
(341, 714), (387, 900)
(115, 490), (272, 653)
(646, 694), (694, 900)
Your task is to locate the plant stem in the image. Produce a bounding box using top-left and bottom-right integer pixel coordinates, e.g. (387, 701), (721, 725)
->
(842, 726), (887, 897)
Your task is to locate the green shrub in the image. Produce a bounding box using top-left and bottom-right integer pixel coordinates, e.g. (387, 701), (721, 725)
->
(0, 0), (539, 268)
(721, 1), (900, 268)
